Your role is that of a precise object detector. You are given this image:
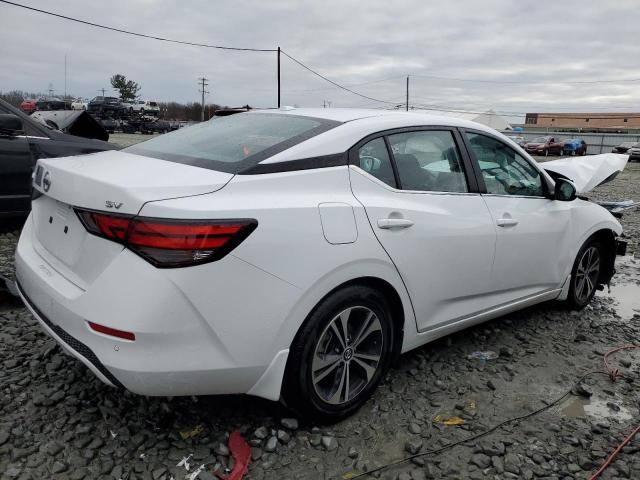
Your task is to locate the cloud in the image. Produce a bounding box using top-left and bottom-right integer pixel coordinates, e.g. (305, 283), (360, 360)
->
(1, 0), (639, 120)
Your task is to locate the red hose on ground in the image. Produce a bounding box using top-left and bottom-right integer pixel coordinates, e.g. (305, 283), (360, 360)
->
(588, 344), (640, 479)
(587, 423), (640, 480)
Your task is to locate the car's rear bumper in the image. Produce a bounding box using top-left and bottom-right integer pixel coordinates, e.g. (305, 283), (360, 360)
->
(15, 216), (299, 398)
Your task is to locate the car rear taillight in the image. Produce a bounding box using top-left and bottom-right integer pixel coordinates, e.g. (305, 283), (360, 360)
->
(75, 209), (257, 268)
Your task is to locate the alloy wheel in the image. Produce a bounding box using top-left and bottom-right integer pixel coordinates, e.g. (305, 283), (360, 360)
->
(311, 306), (383, 405)
(575, 246), (600, 303)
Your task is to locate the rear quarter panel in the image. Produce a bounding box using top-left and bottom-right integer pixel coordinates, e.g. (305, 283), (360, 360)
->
(139, 166), (417, 363)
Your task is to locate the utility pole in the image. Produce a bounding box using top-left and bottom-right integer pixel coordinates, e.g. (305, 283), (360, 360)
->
(198, 77), (209, 122)
(48, 83), (54, 97)
(64, 54), (67, 101)
(406, 76), (409, 112)
(99, 88), (106, 97)
(277, 47), (281, 108)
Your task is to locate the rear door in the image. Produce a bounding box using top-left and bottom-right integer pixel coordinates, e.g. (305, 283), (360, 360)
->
(349, 128), (497, 332)
(462, 130), (572, 305)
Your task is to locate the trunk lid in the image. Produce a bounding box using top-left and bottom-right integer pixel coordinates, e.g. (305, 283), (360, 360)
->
(34, 150), (233, 214)
(30, 150), (233, 288)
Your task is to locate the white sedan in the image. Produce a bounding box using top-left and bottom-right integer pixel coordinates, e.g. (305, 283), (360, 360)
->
(15, 108), (626, 420)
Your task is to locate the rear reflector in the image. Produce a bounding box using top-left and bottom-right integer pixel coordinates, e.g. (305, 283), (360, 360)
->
(75, 209), (257, 268)
(88, 321), (136, 341)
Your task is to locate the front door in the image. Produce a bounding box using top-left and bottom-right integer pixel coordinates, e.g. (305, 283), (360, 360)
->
(349, 130), (497, 332)
(463, 130), (572, 305)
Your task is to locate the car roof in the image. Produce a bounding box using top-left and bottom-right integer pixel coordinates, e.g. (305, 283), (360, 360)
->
(251, 107), (520, 165)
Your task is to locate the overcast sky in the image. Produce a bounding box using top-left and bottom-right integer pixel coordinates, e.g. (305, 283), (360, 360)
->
(1, 0), (639, 121)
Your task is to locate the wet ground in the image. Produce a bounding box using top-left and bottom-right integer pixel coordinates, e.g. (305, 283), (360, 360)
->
(1, 158), (639, 480)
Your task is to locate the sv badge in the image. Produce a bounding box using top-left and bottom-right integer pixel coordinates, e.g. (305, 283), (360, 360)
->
(105, 201), (124, 209)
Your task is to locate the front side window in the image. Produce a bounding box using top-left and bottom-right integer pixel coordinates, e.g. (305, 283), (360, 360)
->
(125, 113), (340, 173)
(466, 132), (545, 197)
(387, 130), (468, 193)
(357, 137), (396, 188)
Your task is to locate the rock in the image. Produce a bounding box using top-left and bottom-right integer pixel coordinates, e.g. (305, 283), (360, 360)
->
(280, 418), (299, 430)
(252, 426), (269, 441)
(51, 461), (68, 474)
(321, 436), (338, 451)
(264, 436), (278, 453)
(487, 379), (497, 391)
(504, 453), (521, 474)
(574, 333), (587, 342)
(348, 447), (359, 459)
(0, 429), (9, 446)
(152, 466), (168, 479)
(408, 423), (422, 434)
(251, 447), (263, 461)
(492, 456), (505, 474)
(499, 347), (514, 357)
(470, 453), (491, 469)
(215, 442), (229, 456)
(276, 429), (290, 444)
(573, 383), (593, 398)
(619, 359), (632, 368)
(45, 441), (65, 456)
(405, 438), (423, 455)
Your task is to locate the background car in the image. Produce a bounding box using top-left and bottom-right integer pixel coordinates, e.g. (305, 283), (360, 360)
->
(129, 100), (160, 116)
(612, 141), (637, 154)
(628, 143), (640, 162)
(504, 134), (525, 146)
(523, 136), (564, 156)
(141, 119), (171, 134)
(562, 138), (587, 156)
(36, 97), (68, 111)
(19, 99), (37, 114)
(0, 98), (116, 217)
(14, 109), (624, 421)
(71, 98), (87, 111)
(87, 96), (124, 116)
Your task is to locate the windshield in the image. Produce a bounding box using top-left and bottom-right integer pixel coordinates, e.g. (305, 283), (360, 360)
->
(125, 112), (341, 174)
(531, 136), (550, 143)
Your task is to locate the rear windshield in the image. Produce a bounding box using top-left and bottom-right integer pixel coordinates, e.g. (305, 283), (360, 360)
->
(125, 112), (341, 173)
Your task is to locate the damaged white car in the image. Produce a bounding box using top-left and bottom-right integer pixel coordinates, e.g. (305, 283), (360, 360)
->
(15, 109), (627, 420)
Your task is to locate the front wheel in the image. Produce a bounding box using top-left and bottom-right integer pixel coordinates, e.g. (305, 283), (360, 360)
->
(563, 239), (602, 310)
(283, 285), (394, 422)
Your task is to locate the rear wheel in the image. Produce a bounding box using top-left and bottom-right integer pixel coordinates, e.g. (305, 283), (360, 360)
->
(283, 285), (394, 422)
(563, 239), (602, 310)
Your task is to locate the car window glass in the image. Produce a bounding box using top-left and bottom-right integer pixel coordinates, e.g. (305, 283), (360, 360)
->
(387, 130), (468, 193)
(357, 137), (396, 188)
(466, 132), (545, 197)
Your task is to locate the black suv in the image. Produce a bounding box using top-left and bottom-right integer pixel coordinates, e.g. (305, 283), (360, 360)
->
(87, 96), (124, 116)
(0, 99), (116, 217)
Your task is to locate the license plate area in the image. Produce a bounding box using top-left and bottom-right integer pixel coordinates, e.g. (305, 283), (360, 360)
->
(33, 196), (87, 267)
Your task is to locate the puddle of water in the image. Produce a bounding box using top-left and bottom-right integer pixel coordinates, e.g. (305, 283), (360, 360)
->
(601, 283), (640, 320)
(560, 396), (634, 421)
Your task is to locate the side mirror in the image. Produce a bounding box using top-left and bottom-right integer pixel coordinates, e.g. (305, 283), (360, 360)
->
(554, 177), (577, 201)
(0, 114), (24, 136)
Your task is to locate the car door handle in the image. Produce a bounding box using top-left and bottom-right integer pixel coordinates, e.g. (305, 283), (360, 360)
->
(496, 218), (519, 227)
(377, 218), (414, 229)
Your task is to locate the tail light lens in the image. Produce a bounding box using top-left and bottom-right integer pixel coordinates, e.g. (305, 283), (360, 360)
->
(75, 209), (257, 268)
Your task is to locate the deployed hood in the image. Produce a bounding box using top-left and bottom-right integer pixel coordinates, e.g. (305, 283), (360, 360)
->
(542, 153), (628, 193)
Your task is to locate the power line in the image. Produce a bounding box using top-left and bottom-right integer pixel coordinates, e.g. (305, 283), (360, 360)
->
(0, 0), (277, 52)
(280, 50), (400, 105)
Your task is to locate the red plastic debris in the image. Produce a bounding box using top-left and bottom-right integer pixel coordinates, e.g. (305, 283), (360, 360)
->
(215, 431), (251, 480)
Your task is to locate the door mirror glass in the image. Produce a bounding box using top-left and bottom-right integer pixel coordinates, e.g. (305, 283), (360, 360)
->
(0, 114), (24, 135)
(554, 178), (577, 201)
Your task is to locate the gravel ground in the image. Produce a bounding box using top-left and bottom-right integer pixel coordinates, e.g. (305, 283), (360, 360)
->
(1, 158), (639, 480)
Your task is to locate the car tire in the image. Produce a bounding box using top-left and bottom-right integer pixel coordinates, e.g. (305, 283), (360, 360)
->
(283, 285), (394, 422)
(562, 239), (603, 310)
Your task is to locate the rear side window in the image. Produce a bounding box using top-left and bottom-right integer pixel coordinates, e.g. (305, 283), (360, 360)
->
(357, 137), (396, 188)
(125, 113), (340, 173)
(387, 130), (468, 193)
